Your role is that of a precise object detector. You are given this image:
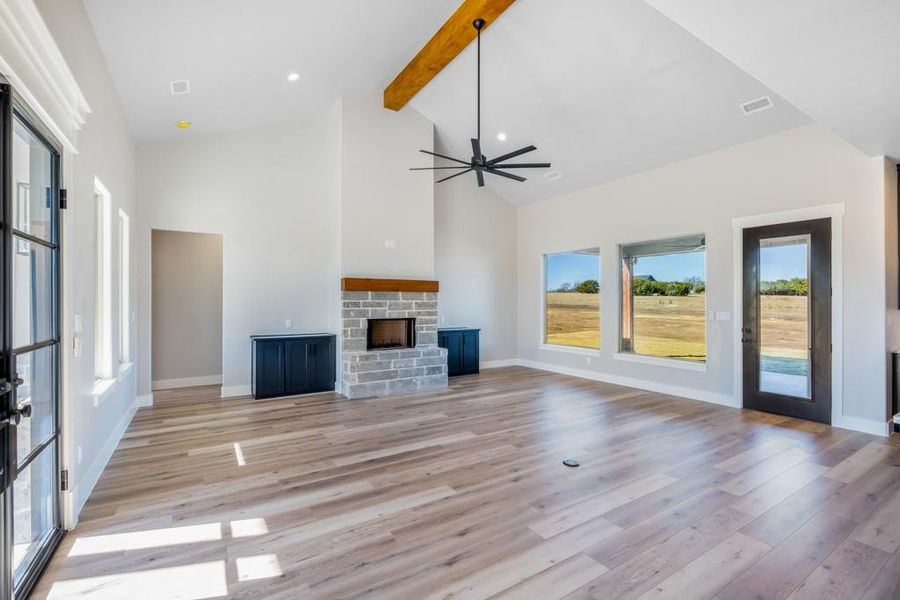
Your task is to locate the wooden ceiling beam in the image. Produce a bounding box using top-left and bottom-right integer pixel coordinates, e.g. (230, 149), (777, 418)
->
(383, 0), (517, 111)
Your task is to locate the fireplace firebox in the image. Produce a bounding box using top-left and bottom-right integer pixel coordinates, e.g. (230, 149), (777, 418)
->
(367, 318), (416, 350)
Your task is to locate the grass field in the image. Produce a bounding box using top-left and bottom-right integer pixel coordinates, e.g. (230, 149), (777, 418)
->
(545, 292), (808, 366)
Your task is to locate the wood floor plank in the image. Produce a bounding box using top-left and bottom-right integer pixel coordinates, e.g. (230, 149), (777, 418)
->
(29, 367), (894, 600)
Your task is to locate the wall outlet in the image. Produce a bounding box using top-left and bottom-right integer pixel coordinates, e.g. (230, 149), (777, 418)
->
(73, 336), (81, 358)
(284, 319), (292, 328)
(384, 239), (396, 249)
(74, 314), (83, 333)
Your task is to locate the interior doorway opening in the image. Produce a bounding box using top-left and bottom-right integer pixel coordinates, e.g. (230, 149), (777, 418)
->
(151, 230), (224, 392)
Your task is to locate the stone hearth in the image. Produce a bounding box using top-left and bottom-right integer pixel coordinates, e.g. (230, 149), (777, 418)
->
(341, 288), (448, 399)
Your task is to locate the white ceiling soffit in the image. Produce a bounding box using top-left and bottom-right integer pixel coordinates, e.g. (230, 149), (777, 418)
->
(644, 0), (900, 160)
(409, 0), (810, 205)
(82, 0), (460, 143)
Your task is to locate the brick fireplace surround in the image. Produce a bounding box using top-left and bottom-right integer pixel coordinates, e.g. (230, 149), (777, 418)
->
(340, 278), (448, 399)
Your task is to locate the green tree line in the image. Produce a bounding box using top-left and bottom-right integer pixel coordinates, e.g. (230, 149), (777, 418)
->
(760, 277), (808, 296)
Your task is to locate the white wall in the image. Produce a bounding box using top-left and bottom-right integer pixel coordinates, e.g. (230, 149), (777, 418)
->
(340, 95), (435, 278)
(435, 176), (517, 362)
(136, 106), (342, 398)
(151, 230), (223, 387)
(517, 124), (889, 428)
(35, 0), (139, 519)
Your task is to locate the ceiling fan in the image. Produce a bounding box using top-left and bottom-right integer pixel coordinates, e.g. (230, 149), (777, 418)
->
(410, 18), (550, 187)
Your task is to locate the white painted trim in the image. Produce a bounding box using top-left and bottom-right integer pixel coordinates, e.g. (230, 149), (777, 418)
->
(539, 344), (601, 357)
(136, 393), (154, 407)
(731, 203), (844, 426)
(613, 352), (707, 372)
(117, 361), (134, 381)
(0, 0), (91, 152)
(152, 375), (223, 390)
(518, 358), (739, 408)
(832, 416), (890, 437)
(72, 391), (147, 522)
(221, 384), (252, 399)
(481, 359), (518, 369)
(90, 377), (115, 407)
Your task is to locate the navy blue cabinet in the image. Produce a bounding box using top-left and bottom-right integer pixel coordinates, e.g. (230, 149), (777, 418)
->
(251, 334), (335, 399)
(438, 328), (480, 377)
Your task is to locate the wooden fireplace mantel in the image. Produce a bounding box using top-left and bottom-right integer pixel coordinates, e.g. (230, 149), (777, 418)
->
(341, 278), (439, 293)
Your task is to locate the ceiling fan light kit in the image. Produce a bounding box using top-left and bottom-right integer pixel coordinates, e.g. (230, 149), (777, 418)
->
(411, 17), (550, 187)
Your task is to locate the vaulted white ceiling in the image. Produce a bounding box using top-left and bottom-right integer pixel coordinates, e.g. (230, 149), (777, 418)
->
(80, 0), (850, 205)
(644, 0), (900, 161)
(409, 0), (810, 204)
(82, 0), (460, 143)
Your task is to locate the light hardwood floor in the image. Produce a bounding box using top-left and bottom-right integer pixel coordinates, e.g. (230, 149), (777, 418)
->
(33, 367), (900, 599)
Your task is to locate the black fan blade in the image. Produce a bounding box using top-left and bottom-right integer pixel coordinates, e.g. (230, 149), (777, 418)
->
(409, 166), (471, 171)
(489, 162), (551, 169)
(487, 145), (536, 166)
(418, 149), (471, 166)
(486, 168), (527, 182)
(471, 138), (482, 165)
(476, 169), (485, 187)
(436, 168), (473, 183)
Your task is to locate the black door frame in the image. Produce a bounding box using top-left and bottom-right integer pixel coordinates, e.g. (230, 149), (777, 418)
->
(0, 80), (65, 599)
(742, 218), (832, 424)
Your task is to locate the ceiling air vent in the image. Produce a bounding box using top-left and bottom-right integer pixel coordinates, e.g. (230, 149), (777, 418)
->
(741, 96), (772, 115)
(170, 80), (191, 95)
(544, 170), (562, 181)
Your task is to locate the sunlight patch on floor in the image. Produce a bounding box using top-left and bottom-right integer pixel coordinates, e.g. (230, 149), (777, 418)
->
(230, 518), (268, 538)
(233, 442), (246, 466)
(47, 561), (228, 599)
(235, 554), (282, 582)
(68, 523), (222, 556)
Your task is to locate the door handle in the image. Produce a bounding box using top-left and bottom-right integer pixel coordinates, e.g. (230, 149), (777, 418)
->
(0, 379), (11, 396)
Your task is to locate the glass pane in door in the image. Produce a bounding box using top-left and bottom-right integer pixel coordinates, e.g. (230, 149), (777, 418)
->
(758, 235), (810, 398)
(13, 347), (56, 462)
(12, 443), (55, 581)
(12, 118), (54, 242)
(12, 238), (54, 349)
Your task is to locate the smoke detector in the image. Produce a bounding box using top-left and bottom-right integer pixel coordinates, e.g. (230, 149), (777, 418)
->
(170, 80), (191, 95)
(544, 170), (562, 181)
(741, 96), (772, 115)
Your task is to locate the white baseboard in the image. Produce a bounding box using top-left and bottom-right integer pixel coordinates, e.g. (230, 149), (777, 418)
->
(152, 375), (222, 390)
(221, 384), (252, 399)
(73, 392), (146, 520)
(481, 359), (519, 369)
(832, 415), (890, 437)
(517, 359), (739, 408)
(136, 393), (154, 407)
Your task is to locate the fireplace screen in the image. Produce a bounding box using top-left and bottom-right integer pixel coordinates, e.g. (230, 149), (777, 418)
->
(367, 318), (416, 350)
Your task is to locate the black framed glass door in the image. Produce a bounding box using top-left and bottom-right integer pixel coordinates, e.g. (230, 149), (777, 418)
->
(742, 218), (832, 424)
(0, 81), (64, 599)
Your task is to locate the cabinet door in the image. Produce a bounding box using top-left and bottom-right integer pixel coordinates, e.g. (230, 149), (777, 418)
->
(256, 341), (285, 398)
(446, 333), (462, 377)
(285, 339), (310, 394)
(462, 331), (479, 374)
(308, 337), (335, 391)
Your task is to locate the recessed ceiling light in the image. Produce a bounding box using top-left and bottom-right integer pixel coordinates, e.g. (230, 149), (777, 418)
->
(497, 132), (507, 141)
(177, 120), (192, 129)
(287, 72), (301, 82)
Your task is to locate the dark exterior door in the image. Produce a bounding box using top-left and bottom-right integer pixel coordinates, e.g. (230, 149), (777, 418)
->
(742, 218), (831, 423)
(0, 82), (65, 598)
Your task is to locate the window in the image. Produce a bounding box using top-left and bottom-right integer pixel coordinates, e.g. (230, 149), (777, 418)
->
(619, 235), (706, 362)
(118, 209), (131, 365)
(94, 178), (113, 380)
(543, 249), (600, 349)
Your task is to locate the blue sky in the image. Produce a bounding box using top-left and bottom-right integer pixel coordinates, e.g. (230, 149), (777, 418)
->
(546, 244), (807, 290)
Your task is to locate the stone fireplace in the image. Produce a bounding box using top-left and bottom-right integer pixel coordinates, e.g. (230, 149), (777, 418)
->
(340, 278), (448, 399)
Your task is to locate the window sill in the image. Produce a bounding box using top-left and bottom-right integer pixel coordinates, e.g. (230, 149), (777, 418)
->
(118, 362), (134, 381)
(539, 344), (601, 357)
(613, 352), (707, 372)
(91, 377), (116, 406)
